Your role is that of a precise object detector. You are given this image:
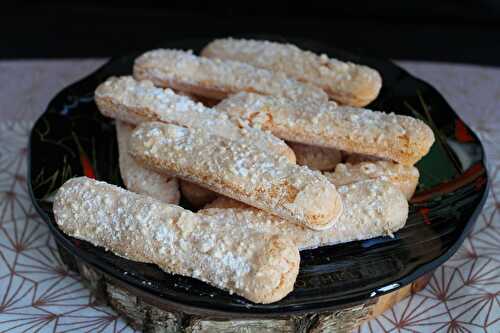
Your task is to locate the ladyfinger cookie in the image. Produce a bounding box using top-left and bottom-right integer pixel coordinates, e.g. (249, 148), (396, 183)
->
(287, 142), (342, 171)
(129, 122), (343, 230)
(133, 49), (328, 102)
(201, 38), (382, 107)
(95, 76), (295, 163)
(324, 161), (419, 200)
(53, 177), (299, 304)
(202, 180), (408, 250)
(116, 121), (180, 204)
(216, 92), (435, 165)
(179, 179), (219, 210)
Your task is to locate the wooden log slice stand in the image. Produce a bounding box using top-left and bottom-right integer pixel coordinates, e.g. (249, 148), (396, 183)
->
(56, 242), (431, 333)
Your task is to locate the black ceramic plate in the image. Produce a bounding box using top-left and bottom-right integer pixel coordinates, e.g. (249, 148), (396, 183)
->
(28, 36), (488, 316)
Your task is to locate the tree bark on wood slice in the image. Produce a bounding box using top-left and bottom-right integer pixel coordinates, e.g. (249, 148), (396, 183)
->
(56, 243), (431, 332)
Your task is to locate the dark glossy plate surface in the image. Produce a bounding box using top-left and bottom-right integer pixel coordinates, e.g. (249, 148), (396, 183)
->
(28, 36), (488, 316)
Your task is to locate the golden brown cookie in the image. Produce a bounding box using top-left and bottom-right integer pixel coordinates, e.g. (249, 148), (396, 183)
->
(202, 180), (408, 250)
(287, 142), (342, 171)
(95, 76), (295, 163)
(202, 38), (382, 106)
(116, 121), (180, 204)
(129, 122), (343, 231)
(133, 49), (328, 102)
(216, 92), (434, 165)
(54, 177), (300, 304)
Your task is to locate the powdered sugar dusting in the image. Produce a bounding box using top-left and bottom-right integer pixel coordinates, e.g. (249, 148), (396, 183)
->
(53, 177), (299, 303)
(201, 179), (408, 250)
(325, 161), (420, 199)
(95, 76), (295, 162)
(202, 38), (382, 106)
(133, 49), (328, 102)
(129, 122), (342, 230)
(116, 121), (180, 204)
(216, 92), (435, 165)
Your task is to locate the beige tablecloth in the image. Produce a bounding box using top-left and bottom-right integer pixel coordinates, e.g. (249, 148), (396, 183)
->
(0, 60), (498, 332)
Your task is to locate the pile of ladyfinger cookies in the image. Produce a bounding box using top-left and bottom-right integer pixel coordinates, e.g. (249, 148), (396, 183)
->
(53, 38), (435, 304)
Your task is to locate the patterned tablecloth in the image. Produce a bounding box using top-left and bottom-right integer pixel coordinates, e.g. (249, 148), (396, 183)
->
(0, 60), (498, 332)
